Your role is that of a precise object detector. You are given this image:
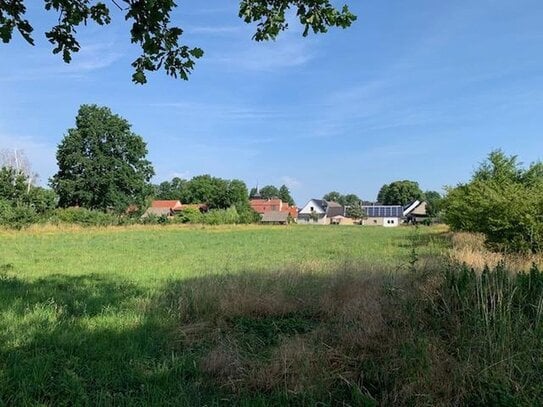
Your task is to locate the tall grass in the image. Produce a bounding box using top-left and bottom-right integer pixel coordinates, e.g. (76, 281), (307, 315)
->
(450, 232), (543, 271)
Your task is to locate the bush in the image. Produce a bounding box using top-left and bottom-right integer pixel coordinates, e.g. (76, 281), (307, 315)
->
(237, 207), (261, 224)
(443, 150), (543, 253)
(174, 206), (259, 225)
(202, 207), (239, 225)
(48, 207), (120, 226)
(140, 213), (170, 225)
(0, 200), (38, 229)
(174, 207), (203, 224)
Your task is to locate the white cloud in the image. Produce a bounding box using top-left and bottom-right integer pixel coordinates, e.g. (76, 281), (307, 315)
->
(281, 176), (301, 189)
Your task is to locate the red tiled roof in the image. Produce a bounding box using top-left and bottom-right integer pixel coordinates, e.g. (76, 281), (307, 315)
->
(151, 200), (183, 210)
(250, 198), (297, 217)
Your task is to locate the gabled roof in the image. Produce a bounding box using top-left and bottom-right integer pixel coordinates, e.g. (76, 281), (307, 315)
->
(261, 211), (289, 223)
(151, 200), (183, 210)
(325, 201), (345, 217)
(325, 200), (343, 208)
(403, 200), (427, 216)
(312, 199), (326, 210)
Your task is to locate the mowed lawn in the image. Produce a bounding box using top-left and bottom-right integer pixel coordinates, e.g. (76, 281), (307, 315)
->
(0, 225), (447, 405)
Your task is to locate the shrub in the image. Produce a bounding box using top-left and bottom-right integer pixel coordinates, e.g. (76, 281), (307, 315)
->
(174, 207), (203, 224)
(238, 207), (261, 224)
(48, 207), (120, 226)
(203, 207), (239, 225)
(0, 200), (38, 229)
(140, 213), (170, 225)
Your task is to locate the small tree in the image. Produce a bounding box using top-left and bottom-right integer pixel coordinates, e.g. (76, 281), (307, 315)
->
(278, 184), (295, 206)
(346, 203), (365, 222)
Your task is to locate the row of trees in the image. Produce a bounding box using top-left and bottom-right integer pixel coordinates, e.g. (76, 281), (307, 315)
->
(1, 105), (300, 227)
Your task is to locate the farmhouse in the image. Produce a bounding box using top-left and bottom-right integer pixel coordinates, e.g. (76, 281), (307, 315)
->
(142, 200), (208, 218)
(250, 198), (298, 221)
(361, 205), (404, 227)
(297, 199), (345, 224)
(362, 200), (428, 227)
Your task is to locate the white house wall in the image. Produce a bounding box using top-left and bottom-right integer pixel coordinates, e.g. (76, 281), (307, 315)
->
(298, 199), (326, 215)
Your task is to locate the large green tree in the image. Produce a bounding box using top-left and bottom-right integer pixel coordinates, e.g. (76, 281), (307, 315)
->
(154, 177), (188, 200)
(377, 180), (424, 206)
(51, 105), (154, 212)
(0, 1), (355, 84)
(180, 175), (250, 210)
(442, 150), (543, 253)
(259, 185), (280, 199)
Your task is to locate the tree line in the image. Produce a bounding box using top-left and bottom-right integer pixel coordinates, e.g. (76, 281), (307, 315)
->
(0, 105), (296, 227)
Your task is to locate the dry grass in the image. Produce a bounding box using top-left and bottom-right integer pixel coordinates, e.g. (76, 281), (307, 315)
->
(172, 266), (392, 397)
(449, 232), (543, 272)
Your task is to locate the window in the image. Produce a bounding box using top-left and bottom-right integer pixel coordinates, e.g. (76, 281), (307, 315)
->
(310, 206), (314, 211)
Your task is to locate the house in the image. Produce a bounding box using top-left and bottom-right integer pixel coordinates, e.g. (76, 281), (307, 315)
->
(250, 198), (298, 221)
(150, 200), (183, 212)
(404, 200), (428, 223)
(297, 199), (346, 224)
(143, 200), (208, 218)
(361, 205), (404, 227)
(261, 211), (290, 225)
(361, 200), (428, 227)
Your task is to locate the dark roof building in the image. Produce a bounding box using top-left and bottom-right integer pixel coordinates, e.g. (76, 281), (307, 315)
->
(261, 211), (289, 224)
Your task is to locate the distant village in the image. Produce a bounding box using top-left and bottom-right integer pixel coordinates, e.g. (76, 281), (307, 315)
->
(146, 190), (429, 227)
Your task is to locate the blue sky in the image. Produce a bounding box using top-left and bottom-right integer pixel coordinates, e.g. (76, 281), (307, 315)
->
(1, 0), (542, 205)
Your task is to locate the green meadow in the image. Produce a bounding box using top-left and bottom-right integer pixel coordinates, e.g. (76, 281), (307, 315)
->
(0, 225), (444, 284)
(2, 225), (542, 406)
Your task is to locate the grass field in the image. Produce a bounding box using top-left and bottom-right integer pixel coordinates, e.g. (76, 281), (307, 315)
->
(1, 224), (542, 405)
(0, 224), (446, 284)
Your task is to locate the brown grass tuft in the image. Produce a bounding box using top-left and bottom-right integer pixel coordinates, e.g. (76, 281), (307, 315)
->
(200, 339), (245, 386)
(450, 232), (543, 272)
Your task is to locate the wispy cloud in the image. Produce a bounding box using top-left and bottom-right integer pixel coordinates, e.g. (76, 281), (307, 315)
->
(211, 38), (315, 71)
(281, 176), (301, 189)
(64, 42), (124, 72)
(149, 101), (294, 121)
(187, 25), (242, 35)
